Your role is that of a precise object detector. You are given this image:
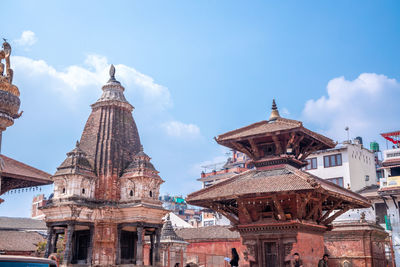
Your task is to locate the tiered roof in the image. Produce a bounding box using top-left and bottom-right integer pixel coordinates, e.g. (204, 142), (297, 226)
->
(187, 100), (370, 226)
(188, 164), (369, 208)
(0, 155), (51, 195)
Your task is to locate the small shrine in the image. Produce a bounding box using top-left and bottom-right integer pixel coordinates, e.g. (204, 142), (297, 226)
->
(187, 100), (370, 266)
(159, 215), (188, 267)
(41, 65), (166, 266)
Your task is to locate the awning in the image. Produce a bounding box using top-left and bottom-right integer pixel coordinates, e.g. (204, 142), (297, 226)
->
(381, 131), (400, 145)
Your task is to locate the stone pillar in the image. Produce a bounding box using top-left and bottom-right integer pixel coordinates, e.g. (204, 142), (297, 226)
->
(136, 226), (144, 265)
(44, 226), (54, 258)
(116, 225), (122, 265)
(87, 224), (94, 265)
(63, 224), (75, 264)
(154, 227), (161, 266)
(150, 232), (155, 266)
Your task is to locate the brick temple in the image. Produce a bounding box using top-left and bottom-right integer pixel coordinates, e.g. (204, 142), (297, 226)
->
(187, 100), (371, 266)
(41, 65), (166, 266)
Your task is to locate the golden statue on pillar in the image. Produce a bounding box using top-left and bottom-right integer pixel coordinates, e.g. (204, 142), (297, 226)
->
(0, 38), (22, 150)
(0, 39), (13, 84)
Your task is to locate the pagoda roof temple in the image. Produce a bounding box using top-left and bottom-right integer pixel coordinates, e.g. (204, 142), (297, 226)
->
(187, 100), (370, 266)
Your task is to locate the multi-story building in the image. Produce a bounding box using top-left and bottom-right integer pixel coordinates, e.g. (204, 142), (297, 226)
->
(196, 150), (250, 226)
(378, 130), (400, 265)
(197, 150), (249, 188)
(31, 194), (48, 220)
(305, 138), (377, 191)
(159, 194), (202, 226)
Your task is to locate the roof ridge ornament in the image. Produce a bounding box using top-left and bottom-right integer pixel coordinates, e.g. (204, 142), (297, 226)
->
(269, 99), (280, 121)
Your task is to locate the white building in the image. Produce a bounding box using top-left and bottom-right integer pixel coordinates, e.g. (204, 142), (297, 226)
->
(305, 140), (377, 191)
(379, 144), (400, 265)
(306, 139), (396, 264)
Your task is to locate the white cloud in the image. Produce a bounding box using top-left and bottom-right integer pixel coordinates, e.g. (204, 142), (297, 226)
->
(11, 54), (172, 110)
(302, 73), (400, 144)
(162, 120), (201, 139)
(14, 31), (37, 48)
(281, 107), (290, 116)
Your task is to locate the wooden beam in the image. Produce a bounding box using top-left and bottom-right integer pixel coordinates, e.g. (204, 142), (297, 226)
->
(214, 208), (239, 225)
(230, 141), (252, 156)
(293, 135), (305, 158)
(272, 135), (283, 155)
(272, 195), (286, 221)
(298, 141), (315, 160)
(298, 192), (312, 219)
(305, 195), (328, 220)
(239, 204), (253, 223)
(295, 194), (301, 219)
(317, 200), (342, 223)
(286, 132), (296, 148)
(248, 139), (261, 159)
(322, 207), (350, 225)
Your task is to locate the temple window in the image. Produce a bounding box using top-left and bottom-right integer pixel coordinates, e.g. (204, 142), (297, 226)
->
(82, 188), (85, 195)
(62, 188), (66, 194)
(149, 191), (153, 197)
(129, 190), (133, 197)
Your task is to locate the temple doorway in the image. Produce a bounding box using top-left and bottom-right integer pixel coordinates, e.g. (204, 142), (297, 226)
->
(72, 230), (90, 264)
(120, 230), (137, 264)
(264, 242), (278, 267)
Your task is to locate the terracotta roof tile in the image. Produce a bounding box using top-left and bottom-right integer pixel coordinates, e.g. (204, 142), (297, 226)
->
(216, 118), (301, 142)
(1, 155), (51, 183)
(0, 230), (45, 252)
(187, 165), (369, 208)
(0, 217), (47, 231)
(216, 117), (334, 147)
(176, 226), (240, 241)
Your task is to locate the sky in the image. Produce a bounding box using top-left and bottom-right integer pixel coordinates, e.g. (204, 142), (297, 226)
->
(1, 0), (400, 217)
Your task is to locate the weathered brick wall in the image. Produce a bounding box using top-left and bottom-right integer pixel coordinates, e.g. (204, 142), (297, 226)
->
(185, 239), (248, 267)
(289, 231), (325, 266)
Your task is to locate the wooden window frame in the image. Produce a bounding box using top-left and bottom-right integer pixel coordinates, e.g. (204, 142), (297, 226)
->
(327, 177), (344, 187)
(306, 157), (318, 170)
(324, 153), (342, 168)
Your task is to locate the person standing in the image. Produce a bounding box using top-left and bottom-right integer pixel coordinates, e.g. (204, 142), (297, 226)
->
(230, 248), (239, 267)
(290, 253), (303, 267)
(318, 254), (329, 267)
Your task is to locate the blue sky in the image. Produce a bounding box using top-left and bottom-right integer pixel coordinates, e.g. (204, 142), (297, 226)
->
(1, 0), (400, 217)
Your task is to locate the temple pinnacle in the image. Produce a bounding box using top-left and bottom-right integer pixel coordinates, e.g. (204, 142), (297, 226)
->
(269, 99), (280, 121)
(107, 64), (119, 83)
(110, 64), (115, 78)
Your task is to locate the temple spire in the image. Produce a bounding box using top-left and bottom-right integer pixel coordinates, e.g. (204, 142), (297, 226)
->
(269, 99), (280, 121)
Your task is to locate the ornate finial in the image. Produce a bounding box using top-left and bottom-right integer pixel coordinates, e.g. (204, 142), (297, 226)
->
(107, 64), (120, 84)
(76, 140), (80, 147)
(166, 213), (170, 221)
(109, 64), (115, 78)
(2, 38), (7, 42)
(269, 99), (280, 121)
(272, 99), (277, 110)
